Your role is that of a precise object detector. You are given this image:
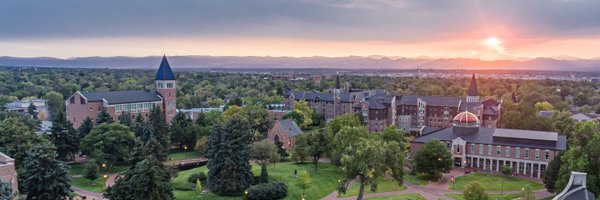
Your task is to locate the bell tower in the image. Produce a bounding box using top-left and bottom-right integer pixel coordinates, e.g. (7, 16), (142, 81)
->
(466, 73), (480, 103)
(155, 55), (177, 124)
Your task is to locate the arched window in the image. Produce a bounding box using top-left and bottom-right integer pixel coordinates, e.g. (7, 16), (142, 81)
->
(274, 135), (280, 142)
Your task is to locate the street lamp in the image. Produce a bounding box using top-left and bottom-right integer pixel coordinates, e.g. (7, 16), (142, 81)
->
(103, 174), (108, 180)
(101, 163), (107, 168)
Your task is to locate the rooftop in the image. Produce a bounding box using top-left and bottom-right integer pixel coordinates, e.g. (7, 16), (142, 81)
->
(155, 55), (175, 80)
(278, 119), (302, 137)
(80, 90), (163, 105)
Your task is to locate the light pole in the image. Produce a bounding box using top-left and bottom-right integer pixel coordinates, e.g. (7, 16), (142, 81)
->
(184, 146), (188, 160)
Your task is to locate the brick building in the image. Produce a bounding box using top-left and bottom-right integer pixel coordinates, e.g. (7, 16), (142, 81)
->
(66, 56), (177, 128)
(267, 119), (303, 149)
(411, 111), (567, 179)
(285, 74), (502, 132)
(0, 152), (18, 195)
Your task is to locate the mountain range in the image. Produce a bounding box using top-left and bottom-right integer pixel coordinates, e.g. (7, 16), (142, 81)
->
(1, 55), (599, 71)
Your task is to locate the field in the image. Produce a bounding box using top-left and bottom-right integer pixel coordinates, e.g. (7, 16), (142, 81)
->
(449, 173), (544, 191)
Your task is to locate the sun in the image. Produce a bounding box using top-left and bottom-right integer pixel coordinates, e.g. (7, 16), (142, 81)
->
(485, 37), (501, 47)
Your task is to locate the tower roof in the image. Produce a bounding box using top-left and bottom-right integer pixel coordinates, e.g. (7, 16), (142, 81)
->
(467, 73), (479, 96)
(335, 74), (341, 89)
(155, 55), (175, 80)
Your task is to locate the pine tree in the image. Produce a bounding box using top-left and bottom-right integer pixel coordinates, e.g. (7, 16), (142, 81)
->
(78, 117), (94, 141)
(118, 111), (132, 127)
(49, 110), (79, 161)
(149, 106), (169, 148)
(96, 107), (113, 124)
(206, 114), (253, 196)
(105, 155), (174, 200)
(23, 142), (71, 200)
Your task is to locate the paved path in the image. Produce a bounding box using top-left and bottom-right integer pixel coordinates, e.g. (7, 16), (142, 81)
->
(72, 186), (106, 200)
(105, 173), (119, 188)
(322, 168), (554, 200)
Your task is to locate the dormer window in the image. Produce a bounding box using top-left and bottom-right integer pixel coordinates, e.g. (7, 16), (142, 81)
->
(157, 82), (164, 88)
(167, 82), (174, 88)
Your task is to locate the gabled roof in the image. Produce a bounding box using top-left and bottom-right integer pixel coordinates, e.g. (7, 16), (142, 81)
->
(398, 95), (462, 107)
(80, 91), (163, 105)
(467, 73), (479, 96)
(155, 55), (175, 80)
(278, 119), (303, 137)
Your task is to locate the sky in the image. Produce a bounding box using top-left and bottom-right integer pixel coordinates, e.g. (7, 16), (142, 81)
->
(1, 0), (600, 60)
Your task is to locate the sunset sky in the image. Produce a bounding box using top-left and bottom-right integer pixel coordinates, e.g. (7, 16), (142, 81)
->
(1, 0), (600, 60)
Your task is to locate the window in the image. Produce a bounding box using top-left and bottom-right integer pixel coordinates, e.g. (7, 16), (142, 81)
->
(479, 144), (484, 155)
(470, 144), (475, 154)
(505, 146), (510, 157)
(516, 147), (520, 158)
(535, 149), (540, 160)
(137, 103), (143, 110)
(116, 105), (122, 112)
(456, 145), (460, 153)
(496, 146), (501, 156)
(488, 145), (492, 156)
(80, 97), (86, 104)
(70, 97), (75, 104)
(525, 148), (530, 159)
(545, 150), (550, 160)
(167, 83), (174, 88)
(144, 103), (151, 109)
(157, 82), (164, 88)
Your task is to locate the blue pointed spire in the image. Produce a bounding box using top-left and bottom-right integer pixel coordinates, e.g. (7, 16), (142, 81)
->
(155, 55), (175, 80)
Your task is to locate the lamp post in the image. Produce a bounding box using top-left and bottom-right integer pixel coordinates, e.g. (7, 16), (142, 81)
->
(184, 146), (188, 160)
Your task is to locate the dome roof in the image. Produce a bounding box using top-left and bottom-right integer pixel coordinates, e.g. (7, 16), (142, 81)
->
(453, 111), (479, 126)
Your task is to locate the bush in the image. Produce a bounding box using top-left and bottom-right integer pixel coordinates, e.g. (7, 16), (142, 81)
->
(247, 182), (287, 200)
(187, 172), (207, 184)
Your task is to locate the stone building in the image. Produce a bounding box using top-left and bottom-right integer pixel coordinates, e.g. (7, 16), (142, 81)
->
(267, 119), (303, 149)
(411, 111), (567, 179)
(0, 152), (18, 195)
(66, 56), (177, 128)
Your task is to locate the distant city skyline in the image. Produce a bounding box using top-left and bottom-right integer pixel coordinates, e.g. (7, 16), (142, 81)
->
(1, 0), (600, 60)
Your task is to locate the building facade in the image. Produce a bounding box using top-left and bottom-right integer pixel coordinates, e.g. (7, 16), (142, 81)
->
(267, 119), (303, 149)
(0, 152), (18, 194)
(66, 56), (177, 128)
(285, 74), (502, 132)
(4, 99), (50, 120)
(411, 111), (567, 179)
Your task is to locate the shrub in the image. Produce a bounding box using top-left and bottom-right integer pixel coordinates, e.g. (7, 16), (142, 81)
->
(187, 172), (207, 184)
(247, 182), (287, 200)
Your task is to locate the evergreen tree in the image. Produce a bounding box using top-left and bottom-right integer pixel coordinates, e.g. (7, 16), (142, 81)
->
(83, 160), (99, 184)
(0, 179), (15, 200)
(544, 153), (562, 193)
(96, 107), (113, 124)
(206, 114), (253, 196)
(149, 106), (169, 148)
(27, 102), (37, 119)
(49, 110), (79, 161)
(118, 112), (132, 127)
(195, 112), (205, 126)
(23, 142), (71, 200)
(77, 117), (94, 142)
(105, 155), (173, 200)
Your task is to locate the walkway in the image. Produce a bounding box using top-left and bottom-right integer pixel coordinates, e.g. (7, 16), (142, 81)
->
(72, 186), (106, 200)
(322, 168), (555, 200)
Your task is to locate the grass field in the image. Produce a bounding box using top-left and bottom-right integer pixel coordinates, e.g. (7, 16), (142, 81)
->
(365, 193), (426, 200)
(172, 162), (344, 200)
(342, 177), (407, 197)
(69, 176), (106, 193)
(168, 150), (203, 161)
(68, 163), (129, 175)
(449, 173), (544, 191)
(404, 174), (431, 186)
(446, 193), (521, 200)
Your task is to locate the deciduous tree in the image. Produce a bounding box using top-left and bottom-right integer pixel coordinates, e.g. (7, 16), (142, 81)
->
(413, 140), (453, 180)
(251, 140), (279, 183)
(463, 181), (488, 200)
(80, 123), (136, 166)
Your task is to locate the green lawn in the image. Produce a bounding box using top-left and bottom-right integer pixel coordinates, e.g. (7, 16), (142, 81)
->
(342, 177), (406, 197)
(69, 177), (106, 193)
(449, 173), (544, 191)
(68, 163), (129, 176)
(168, 150), (203, 161)
(404, 174), (430, 186)
(446, 193), (520, 200)
(366, 193), (426, 200)
(172, 162), (344, 200)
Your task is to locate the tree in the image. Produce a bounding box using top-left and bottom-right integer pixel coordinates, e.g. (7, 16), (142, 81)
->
(413, 140), (453, 180)
(534, 101), (554, 112)
(118, 112), (132, 127)
(43, 91), (64, 118)
(96, 107), (113, 124)
(105, 155), (174, 200)
(23, 142), (71, 200)
(327, 114), (362, 138)
(148, 106), (169, 149)
(500, 165), (512, 194)
(205, 114), (253, 196)
(544, 152), (562, 193)
(78, 117), (94, 141)
(0, 179), (15, 200)
(80, 123), (136, 166)
(283, 111), (305, 128)
(574, 93), (589, 106)
(170, 112), (197, 150)
(252, 140), (280, 183)
(551, 112), (575, 135)
(556, 121), (600, 195)
(291, 135), (309, 164)
(463, 181), (488, 200)
(331, 126), (369, 165)
(49, 110), (79, 161)
(306, 130), (329, 170)
(295, 170), (312, 198)
(84, 160), (100, 184)
(520, 186), (536, 200)
(28, 102), (37, 119)
(196, 179), (203, 195)
(274, 140), (288, 159)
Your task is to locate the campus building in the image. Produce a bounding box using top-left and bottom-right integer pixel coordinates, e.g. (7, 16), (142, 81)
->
(267, 119), (303, 149)
(285, 74), (502, 132)
(411, 111), (567, 179)
(0, 152), (18, 194)
(66, 56), (177, 128)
